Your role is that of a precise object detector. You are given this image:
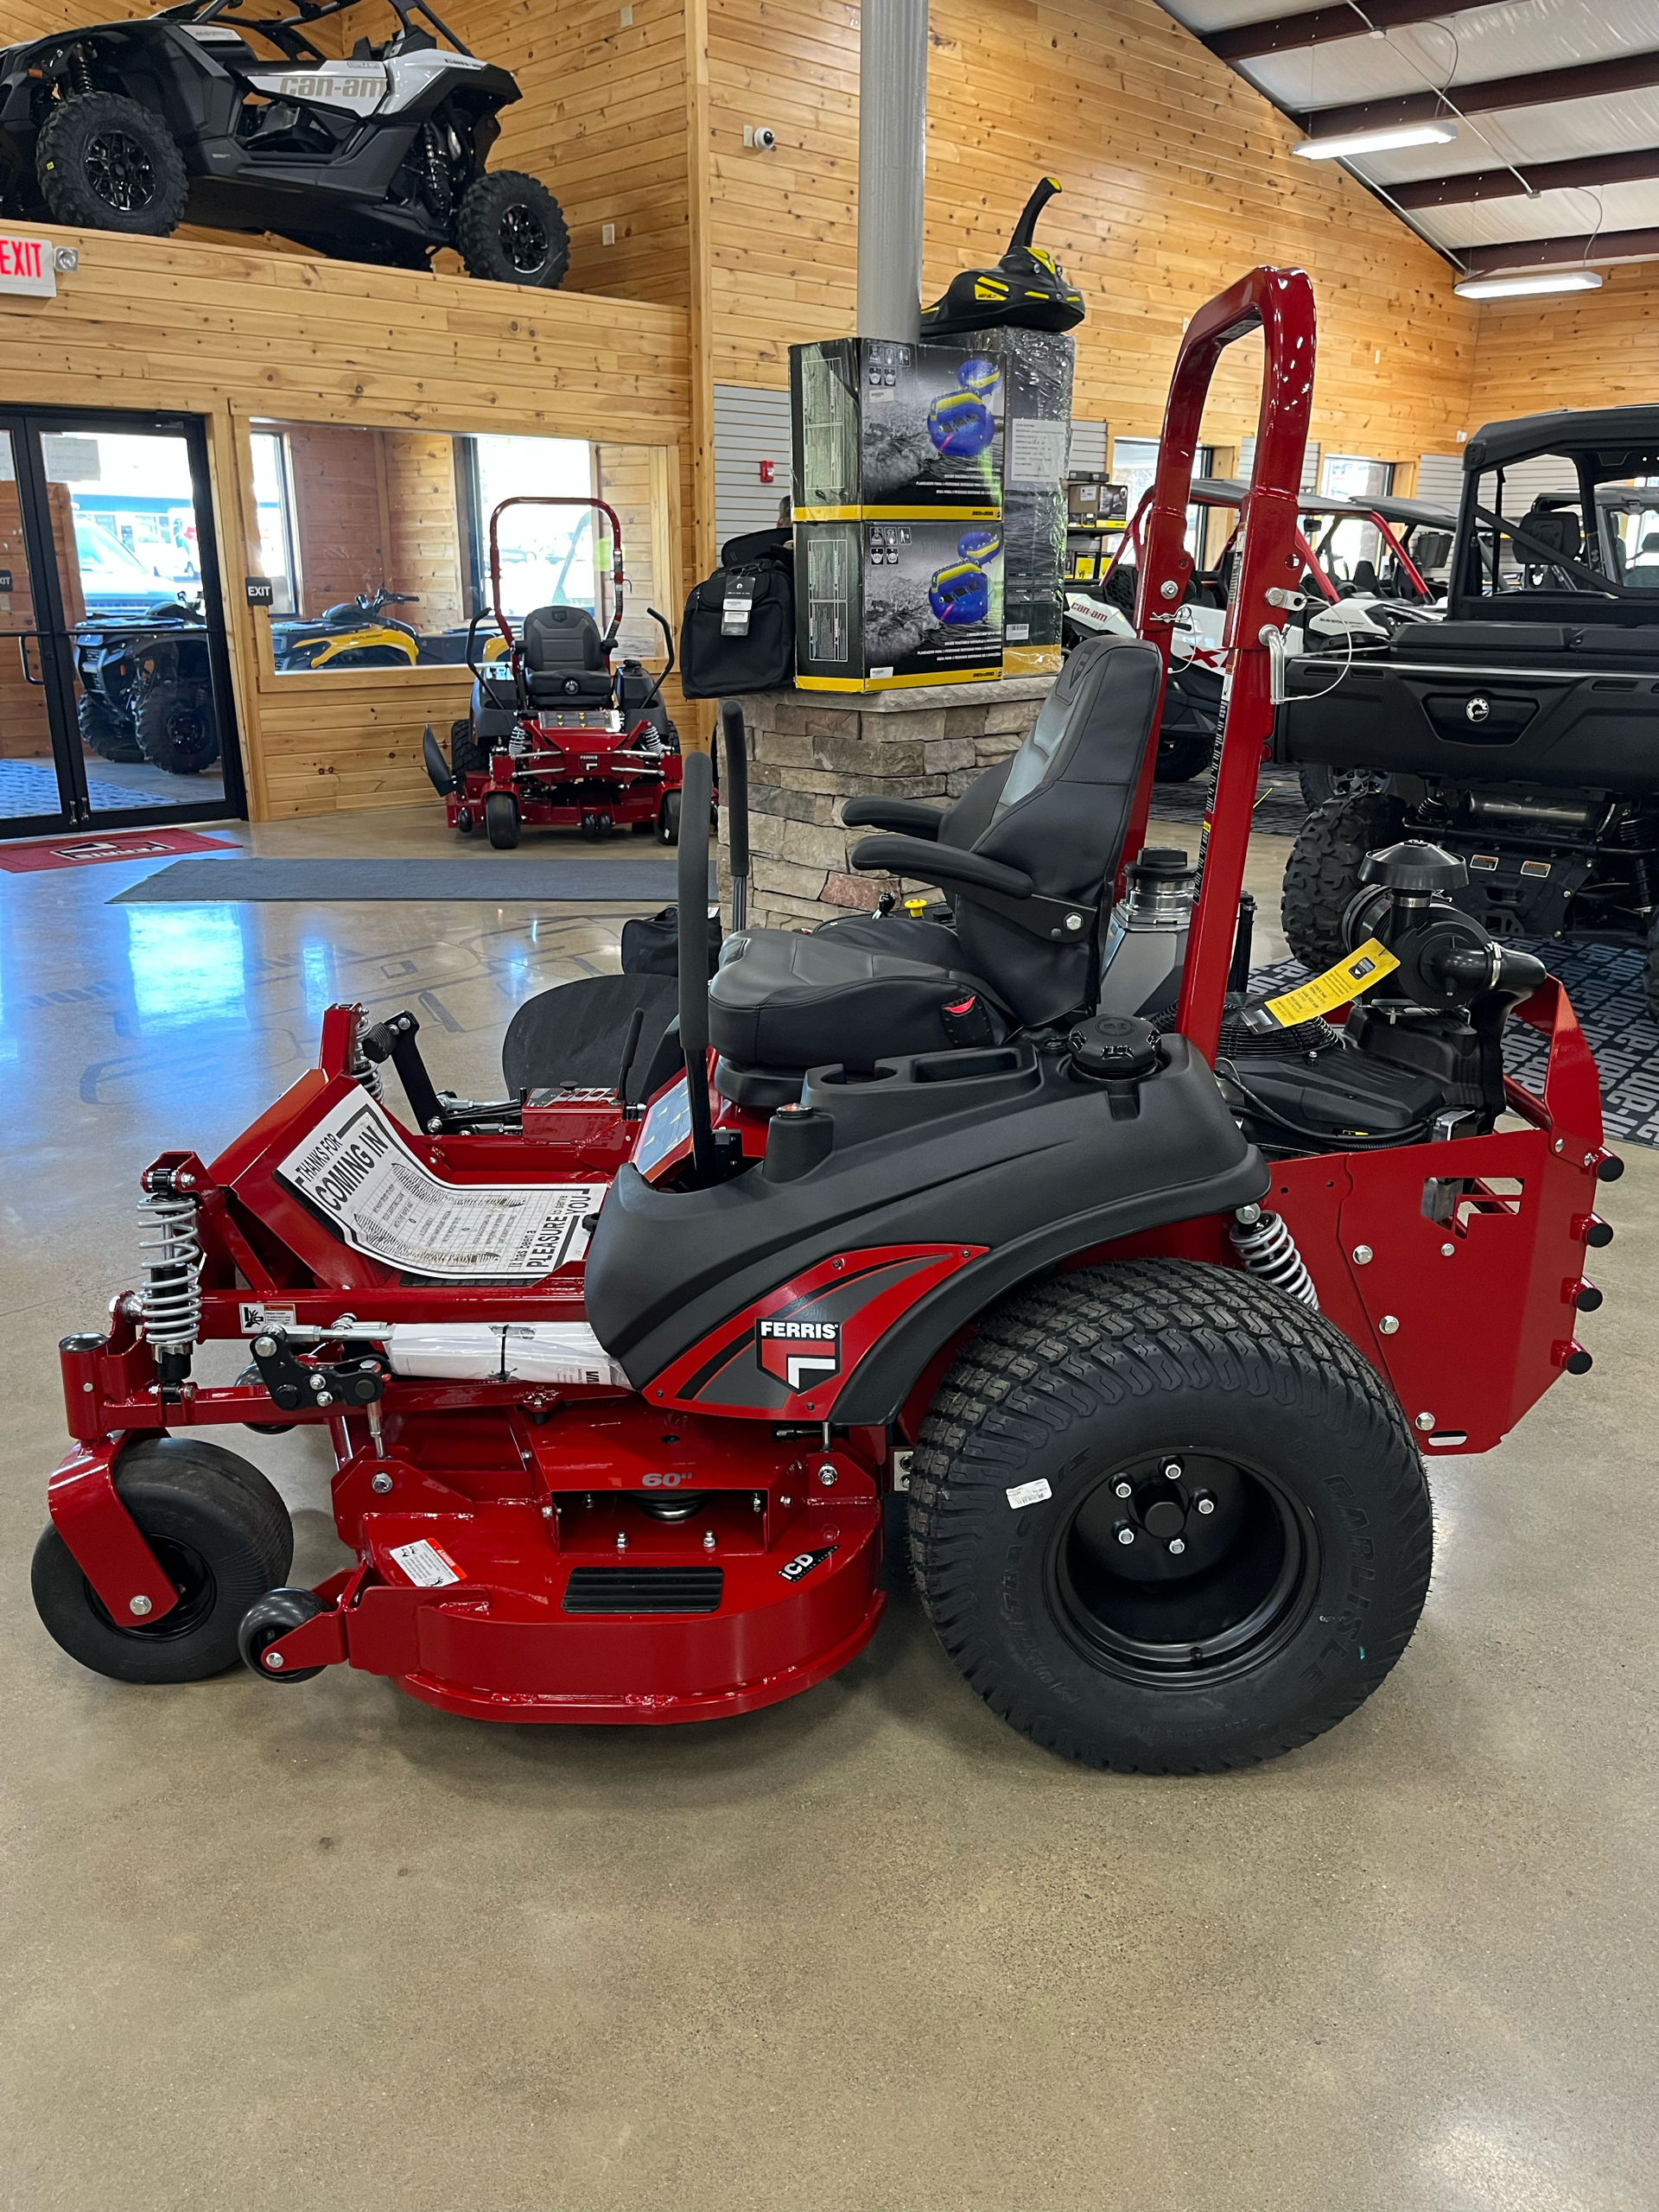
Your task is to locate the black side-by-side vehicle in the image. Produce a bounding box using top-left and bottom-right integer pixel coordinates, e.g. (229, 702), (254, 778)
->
(1280, 404), (1659, 1014)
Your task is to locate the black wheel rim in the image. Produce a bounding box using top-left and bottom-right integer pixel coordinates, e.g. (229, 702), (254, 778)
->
(84, 1535), (218, 1643)
(499, 203), (550, 275)
(1045, 1448), (1320, 1687)
(163, 703), (207, 749)
(85, 130), (157, 215)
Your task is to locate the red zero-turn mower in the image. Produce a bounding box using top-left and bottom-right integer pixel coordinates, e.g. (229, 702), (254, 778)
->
(423, 495), (693, 849)
(35, 271), (1618, 1771)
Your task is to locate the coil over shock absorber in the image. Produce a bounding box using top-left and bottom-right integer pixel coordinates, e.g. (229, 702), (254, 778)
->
(137, 1169), (202, 1395)
(1230, 1202), (1319, 1311)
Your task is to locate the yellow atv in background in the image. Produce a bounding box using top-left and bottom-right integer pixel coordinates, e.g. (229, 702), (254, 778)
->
(270, 587), (420, 671)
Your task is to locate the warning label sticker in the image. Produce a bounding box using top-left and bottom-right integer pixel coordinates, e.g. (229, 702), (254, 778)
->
(276, 1090), (605, 1281)
(387, 1538), (464, 1588)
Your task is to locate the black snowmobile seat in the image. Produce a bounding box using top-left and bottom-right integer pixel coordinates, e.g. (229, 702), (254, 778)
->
(706, 636), (1163, 1072)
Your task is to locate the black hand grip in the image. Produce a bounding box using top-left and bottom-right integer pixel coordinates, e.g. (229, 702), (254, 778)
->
(719, 700), (750, 932)
(677, 747), (718, 1182)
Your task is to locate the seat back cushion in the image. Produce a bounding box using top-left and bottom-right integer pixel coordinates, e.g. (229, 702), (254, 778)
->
(954, 636), (1162, 1021)
(523, 604), (607, 672)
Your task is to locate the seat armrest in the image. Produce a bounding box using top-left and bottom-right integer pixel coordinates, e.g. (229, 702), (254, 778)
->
(849, 833), (1034, 899)
(840, 798), (944, 838)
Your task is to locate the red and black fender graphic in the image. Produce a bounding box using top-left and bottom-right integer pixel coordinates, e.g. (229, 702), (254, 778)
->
(644, 1245), (986, 1418)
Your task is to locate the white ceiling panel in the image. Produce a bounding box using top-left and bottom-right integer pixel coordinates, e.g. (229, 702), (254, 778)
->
(1158, 0), (1328, 31)
(1247, 3), (1659, 117)
(1408, 176), (1659, 251)
(1357, 91), (1659, 186)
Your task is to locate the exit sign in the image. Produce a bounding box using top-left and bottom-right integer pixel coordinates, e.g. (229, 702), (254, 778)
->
(0, 233), (54, 297)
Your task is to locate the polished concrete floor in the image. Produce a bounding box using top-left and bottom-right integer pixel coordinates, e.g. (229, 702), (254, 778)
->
(1, 804), (1655, 2212)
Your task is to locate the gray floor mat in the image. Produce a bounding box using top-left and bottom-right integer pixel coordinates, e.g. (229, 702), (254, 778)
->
(109, 856), (709, 905)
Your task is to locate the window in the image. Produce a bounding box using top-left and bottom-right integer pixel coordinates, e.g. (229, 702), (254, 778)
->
(1111, 437), (1216, 558)
(248, 419), (671, 671)
(250, 431), (298, 615)
(1321, 454), (1395, 501)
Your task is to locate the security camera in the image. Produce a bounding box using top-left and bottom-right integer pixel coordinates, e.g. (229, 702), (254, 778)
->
(753, 124), (777, 151)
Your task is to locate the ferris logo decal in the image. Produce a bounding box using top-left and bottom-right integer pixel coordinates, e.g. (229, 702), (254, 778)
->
(779, 1545), (838, 1584)
(756, 1317), (842, 1394)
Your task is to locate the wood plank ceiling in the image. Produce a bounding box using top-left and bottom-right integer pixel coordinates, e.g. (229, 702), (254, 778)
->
(1154, 0), (1659, 276)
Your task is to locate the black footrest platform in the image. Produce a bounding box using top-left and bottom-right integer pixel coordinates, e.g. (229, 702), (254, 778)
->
(563, 1566), (725, 1615)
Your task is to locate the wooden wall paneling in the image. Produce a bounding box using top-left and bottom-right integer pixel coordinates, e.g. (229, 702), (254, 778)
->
(1468, 269), (1659, 425)
(0, 482), (54, 762)
(384, 435), (467, 634)
(282, 425), (388, 613)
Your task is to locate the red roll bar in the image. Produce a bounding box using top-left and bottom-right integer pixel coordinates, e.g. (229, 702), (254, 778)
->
(486, 495), (626, 653)
(1123, 267), (1318, 1061)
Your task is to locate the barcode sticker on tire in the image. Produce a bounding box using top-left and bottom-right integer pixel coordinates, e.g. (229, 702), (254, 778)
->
(1006, 1478), (1052, 1510)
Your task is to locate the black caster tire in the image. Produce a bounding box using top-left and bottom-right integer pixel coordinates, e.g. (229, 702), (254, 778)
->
(484, 791), (521, 849)
(658, 790), (682, 845)
(36, 91), (188, 236)
(134, 679), (219, 775)
(238, 1586), (327, 1683)
(456, 806), (474, 836)
(234, 1361), (296, 1436)
(32, 1436), (293, 1685)
(1280, 791), (1394, 972)
(908, 1260), (1433, 1773)
(77, 692), (143, 763)
(457, 170), (571, 289)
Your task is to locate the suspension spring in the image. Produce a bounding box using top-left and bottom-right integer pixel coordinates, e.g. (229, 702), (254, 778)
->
(423, 122), (452, 215)
(69, 42), (93, 97)
(137, 1184), (203, 1352)
(1230, 1205), (1319, 1311)
(352, 1033), (384, 1100)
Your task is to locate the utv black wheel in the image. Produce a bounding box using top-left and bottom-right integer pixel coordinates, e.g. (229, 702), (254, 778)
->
(134, 680), (219, 775)
(1280, 791), (1394, 971)
(77, 691), (142, 763)
(484, 791), (521, 848)
(31, 1436), (294, 1685)
(1154, 728), (1214, 784)
(908, 1261), (1433, 1773)
(36, 92), (188, 237)
(1299, 762), (1389, 810)
(238, 1586), (327, 1683)
(457, 171), (571, 289)
(658, 790), (682, 845)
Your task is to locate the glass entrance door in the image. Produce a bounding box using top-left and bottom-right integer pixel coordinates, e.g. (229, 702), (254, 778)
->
(0, 409), (243, 839)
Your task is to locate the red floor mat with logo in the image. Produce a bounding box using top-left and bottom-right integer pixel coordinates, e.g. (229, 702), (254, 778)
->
(0, 827), (237, 874)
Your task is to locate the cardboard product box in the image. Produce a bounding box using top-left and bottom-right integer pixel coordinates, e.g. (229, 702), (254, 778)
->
(1066, 476), (1129, 527)
(961, 326), (1075, 673)
(791, 338), (1003, 520)
(795, 518), (1004, 692)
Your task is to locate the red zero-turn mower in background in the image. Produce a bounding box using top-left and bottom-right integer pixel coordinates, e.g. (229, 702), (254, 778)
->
(423, 494), (694, 849)
(35, 270), (1618, 1772)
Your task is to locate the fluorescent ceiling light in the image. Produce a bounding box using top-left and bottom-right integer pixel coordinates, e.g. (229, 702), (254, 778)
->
(1454, 270), (1605, 300)
(1294, 122), (1458, 160)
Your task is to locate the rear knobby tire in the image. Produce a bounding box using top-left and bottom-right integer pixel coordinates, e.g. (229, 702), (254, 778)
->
(1646, 912), (1659, 1023)
(456, 171), (570, 289)
(134, 679), (219, 775)
(450, 715), (488, 781)
(1280, 791), (1392, 972)
(908, 1260), (1433, 1773)
(31, 1436), (293, 1685)
(78, 690), (143, 763)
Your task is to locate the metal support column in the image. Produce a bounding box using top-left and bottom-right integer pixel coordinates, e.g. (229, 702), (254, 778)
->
(856, 0), (929, 343)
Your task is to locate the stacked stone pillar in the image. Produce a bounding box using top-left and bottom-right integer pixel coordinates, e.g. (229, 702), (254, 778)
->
(717, 674), (1056, 930)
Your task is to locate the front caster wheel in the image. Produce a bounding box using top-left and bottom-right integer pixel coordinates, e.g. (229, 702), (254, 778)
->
(238, 1586), (327, 1683)
(909, 1260), (1433, 1772)
(31, 1437), (293, 1684)
(484, 791), (520, 849)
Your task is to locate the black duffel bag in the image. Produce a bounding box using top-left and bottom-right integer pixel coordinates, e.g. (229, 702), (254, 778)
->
(679, 526), (794, 697)
(620, 904), (723, 976)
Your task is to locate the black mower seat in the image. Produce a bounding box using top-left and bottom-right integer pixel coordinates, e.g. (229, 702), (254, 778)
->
(707, 928), (1001, 1071)
(522, 604), (613, 711)
(503, 972), (680, 1105)
(707, 636), (1163, 1072)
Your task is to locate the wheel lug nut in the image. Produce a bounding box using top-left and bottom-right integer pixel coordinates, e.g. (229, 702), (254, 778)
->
(1113, 1478), (1133, 1499)
(1115, 1522), (1135, 1546)
(1194, 1493), (1216, 1516)
(1168, 1537), (1186, 1556)
(1163, 1461), (1182, 1481)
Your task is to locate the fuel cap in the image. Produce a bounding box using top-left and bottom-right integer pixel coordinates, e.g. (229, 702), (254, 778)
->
(1069, 1014), (1160, 1081)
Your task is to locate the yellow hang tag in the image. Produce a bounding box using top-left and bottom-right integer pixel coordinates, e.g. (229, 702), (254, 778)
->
(1255, 938), (1401, 1029)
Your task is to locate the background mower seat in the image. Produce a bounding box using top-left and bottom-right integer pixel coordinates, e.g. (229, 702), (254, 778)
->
(521, 603), (613, 711)
(503, 971), (681, 1105)
(708, 636), (1163, 1075)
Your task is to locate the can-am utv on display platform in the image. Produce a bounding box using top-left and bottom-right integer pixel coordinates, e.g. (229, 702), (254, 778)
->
(0, 0), (569, 286)
(31, 271), (1615, 1776)
(1281, 406), (1659, 1013)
